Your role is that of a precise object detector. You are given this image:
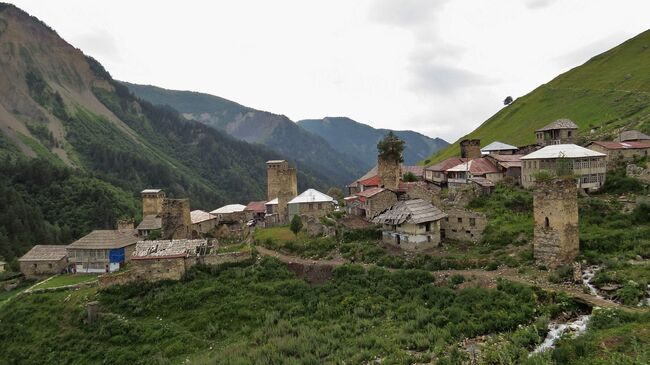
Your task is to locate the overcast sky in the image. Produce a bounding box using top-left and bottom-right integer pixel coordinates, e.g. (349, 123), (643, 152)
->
(10, 0), (650, 142)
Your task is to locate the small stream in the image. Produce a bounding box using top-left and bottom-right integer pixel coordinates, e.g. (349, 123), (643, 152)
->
(531, 315), (591, 355)
(581, 266), (602, 298)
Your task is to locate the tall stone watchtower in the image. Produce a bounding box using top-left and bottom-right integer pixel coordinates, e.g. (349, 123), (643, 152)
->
(378, 157), (400, 190)
(266, 160), (298, 223)
(141, 189), (166, 216)
(161, 198), (191, 239)
(533, 178), (579, 268)
(460, 139), (481, 159)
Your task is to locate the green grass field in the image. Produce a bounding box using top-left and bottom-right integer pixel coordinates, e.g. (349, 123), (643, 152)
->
(32, 274), (97, 290)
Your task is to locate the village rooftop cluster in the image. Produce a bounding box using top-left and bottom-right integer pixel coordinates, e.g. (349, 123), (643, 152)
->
(15, 119), (650, 282)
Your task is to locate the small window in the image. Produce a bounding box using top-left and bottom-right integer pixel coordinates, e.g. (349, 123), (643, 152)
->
(48, 263), (53, 269)
(33, 263), (37, 268)
(568, 131), (572, 137)
(544, 217), (550, 228)
(466, 230), (471, 234)
(457, 217), (462, 223)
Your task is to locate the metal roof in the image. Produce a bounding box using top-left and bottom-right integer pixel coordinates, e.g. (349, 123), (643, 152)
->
(265, 198), (278, 205)
(68, 230), (139, 250)
(210, 204), (247, 214)
(288, 189), (335, 204)
(141, 188), (163, 194)
(19, 245), (68, 262)
(266, 160), (286, 164)
(244, 201), (267, 213)
(535, 119), (578, 132)
(481, 141), (518, 152)
(356, 187), (387, 198)
(372, 199), (447, 225)
(190, 210), (217, 224)
(426, 157), (466, 172)
(446, 158), (500, 175)
(521, 144), (606, 160)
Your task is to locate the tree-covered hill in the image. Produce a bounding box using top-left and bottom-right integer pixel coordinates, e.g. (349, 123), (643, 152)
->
(426, 28), (650, 164)
(298, 117), (449, 169)
(124, 83), (367, 187)
(0, 3), (339, 258)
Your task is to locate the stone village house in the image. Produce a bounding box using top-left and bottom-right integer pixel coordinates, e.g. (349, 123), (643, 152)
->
(373, 199), (447, 252)
(18, 245), (69, 279)
(131, 239), (209, 281)
(288, 189), (336, 220)
(535, 119), (578, 146)
(67, 228), (139, 273)
(586, 140), (650, 170)
(346, 187), (398, 219)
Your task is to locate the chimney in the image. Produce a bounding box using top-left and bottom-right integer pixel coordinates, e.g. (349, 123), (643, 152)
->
(117, 219), (135, 232)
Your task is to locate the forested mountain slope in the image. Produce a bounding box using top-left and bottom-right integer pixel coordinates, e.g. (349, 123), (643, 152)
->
(124, 83), (367, 186)
(427, 29), (650, 163)
(0, 3), (333, 259)
(298, 117), (449, 169)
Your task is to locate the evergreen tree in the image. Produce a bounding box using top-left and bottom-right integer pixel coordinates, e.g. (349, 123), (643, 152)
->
(290, 214), (303, 238)
(377, 132), (405, 163)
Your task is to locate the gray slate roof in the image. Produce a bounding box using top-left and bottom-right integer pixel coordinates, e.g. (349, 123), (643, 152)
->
(536, 119), (578, 132)
(619, 130), (650, 142)
(372, 199), (447, 225)
(133, 239), (208, 259)
(19, 245), (68, 262)
(137, 215), (162, 231)
(68, 230), (139, 250)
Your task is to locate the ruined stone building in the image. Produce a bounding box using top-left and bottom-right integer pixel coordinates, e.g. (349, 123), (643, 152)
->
(586, 140), (650, 170)
(533, 178), (579, 268)
(131, 239), (209, 281)
(266, 160), (298, 223)
(288, 189), (336, 220)
(347, 187), (398, 219)
(244, 201), (267, 221)
(210, 204), (247, 223)
(373, 199), (447, 252)
(521, 144), (607, 192)
(18, 245), (69, 279)
(535, 119), (578, 146)
(440, 208), (488, 243)
(161, 198), (192, 240)
(460, 139), (481, 159)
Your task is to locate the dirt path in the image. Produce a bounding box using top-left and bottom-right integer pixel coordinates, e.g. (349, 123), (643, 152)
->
(255, 246), (644, 313)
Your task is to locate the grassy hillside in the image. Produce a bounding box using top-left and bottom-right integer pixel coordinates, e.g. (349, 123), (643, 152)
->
(124, 83), (367, 187)
(426, 29), (650, 164)
(298, 117), (449, 169)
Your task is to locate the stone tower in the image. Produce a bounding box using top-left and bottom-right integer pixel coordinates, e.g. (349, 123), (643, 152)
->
(141, 189), (166, 216)
(378, 157), (400, 191)
(161, 198), (191, 239)
(266, 160), (298, 223)
(533, 178), (579, 268)
(460, 139), (481, 159)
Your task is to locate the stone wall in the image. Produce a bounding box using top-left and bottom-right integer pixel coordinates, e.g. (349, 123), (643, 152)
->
(460, 139), (481, 159)
(533, 178), (579, 268)
(402, 183), (440, 205)
(440, 208), (487, 243)
(201, 251), (252, 266)
(161, 198), (191, 239)
(20, 258), (68, 280)
(365, 190), (398, 218)
(627, 163), (650, 185)
(378, 157), (400, 190)
(131, 257), (187, 281)
(98, 270), (135, 287)
(142, 191), (165, 216)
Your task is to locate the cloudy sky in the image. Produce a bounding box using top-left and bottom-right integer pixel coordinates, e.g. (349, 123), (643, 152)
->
(11, 0), (650, 142)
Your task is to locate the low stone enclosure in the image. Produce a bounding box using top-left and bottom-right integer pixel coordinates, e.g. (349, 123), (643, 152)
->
(99, 248), (252, 287)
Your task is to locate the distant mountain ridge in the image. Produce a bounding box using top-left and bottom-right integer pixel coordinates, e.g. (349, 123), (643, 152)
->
(426, 28), (650, 164)
(124, 83), (367, 187)
(297, 117), (449, 169)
